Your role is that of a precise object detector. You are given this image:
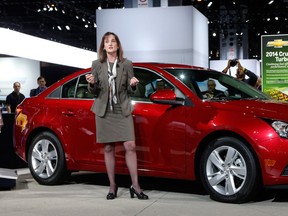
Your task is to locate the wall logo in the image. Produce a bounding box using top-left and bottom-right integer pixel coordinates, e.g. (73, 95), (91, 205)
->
(138, 0), (148, 7)
(266, 39), (288, 48)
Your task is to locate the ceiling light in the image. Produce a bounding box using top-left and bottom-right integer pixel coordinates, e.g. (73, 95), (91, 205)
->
(207, 2), (212, 8)
(57, 26), (62, 30)
(65, 25), (70, 30)
(268, 0), (274, 5)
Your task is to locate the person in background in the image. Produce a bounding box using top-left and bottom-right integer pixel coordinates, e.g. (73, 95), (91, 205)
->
(86, 32), (148, 200)
(255, 76), (262, 91)
(148, 79), (166, 98)
(0, 106), (3, 133)
(156, 79), (165, 91)
(203, 79), (223, 99)
(5, 82), (25, 113)
(30, 76), (47, 97)
(222, 59), (258, 87)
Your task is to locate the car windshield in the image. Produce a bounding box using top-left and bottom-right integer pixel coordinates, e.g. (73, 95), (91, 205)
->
(165, 68), (270, 101)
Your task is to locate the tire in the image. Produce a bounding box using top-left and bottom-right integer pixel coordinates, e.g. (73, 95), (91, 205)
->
(28, 131), (70, 185)
(200, 137), (259, 203)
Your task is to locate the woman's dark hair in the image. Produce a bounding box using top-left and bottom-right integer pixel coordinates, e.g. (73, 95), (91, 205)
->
(98, 32), (124, 63)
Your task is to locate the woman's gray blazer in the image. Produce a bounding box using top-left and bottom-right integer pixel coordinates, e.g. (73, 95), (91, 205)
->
(88, 58), (135, 117)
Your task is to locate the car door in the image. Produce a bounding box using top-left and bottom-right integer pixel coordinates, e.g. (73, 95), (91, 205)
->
(56, 74), (105, 165)
(130, 67), (187, 174)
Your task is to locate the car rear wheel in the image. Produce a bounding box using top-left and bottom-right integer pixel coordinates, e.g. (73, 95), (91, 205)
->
(200, 137), (259, 203)
(28, 131), (70, 185)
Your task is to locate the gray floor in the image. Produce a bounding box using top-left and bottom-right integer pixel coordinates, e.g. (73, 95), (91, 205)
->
(1, 168), (288, 216)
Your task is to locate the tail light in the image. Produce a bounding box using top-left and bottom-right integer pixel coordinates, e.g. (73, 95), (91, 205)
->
(16, 104), (23, 116)
(15, 105), (28, 131)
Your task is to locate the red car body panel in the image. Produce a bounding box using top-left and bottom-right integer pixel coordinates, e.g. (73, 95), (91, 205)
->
(13, 63), (288, 188)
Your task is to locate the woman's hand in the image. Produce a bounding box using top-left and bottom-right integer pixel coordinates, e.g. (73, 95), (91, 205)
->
(130, 77), (139, 86)
(85, 74), (95, 84)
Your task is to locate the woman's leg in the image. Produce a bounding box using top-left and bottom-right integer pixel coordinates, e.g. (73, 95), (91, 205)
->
(123, 140), (141, 192)
(104, 143), (117, 192)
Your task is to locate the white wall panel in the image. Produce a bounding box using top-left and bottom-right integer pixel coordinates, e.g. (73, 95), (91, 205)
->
(96, 6), (208, 67)
(0, 28), (97, 69)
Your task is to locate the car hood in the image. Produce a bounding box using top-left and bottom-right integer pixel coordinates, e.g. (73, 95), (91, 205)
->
(210, 99), (288, 121)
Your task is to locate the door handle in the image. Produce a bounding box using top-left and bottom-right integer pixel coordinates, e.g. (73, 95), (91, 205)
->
(61, 110), (75, 116)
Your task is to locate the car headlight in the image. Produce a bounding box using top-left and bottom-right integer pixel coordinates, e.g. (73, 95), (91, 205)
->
(271, 121), (288, 138)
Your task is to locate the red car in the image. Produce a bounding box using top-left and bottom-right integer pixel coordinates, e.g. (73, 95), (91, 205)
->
(13, 63), (288, 203)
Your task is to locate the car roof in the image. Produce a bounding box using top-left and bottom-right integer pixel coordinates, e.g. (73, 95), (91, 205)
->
(51, 62), (215, 91)
(71, 62), (212, 78)
(133, 62), (208, 70)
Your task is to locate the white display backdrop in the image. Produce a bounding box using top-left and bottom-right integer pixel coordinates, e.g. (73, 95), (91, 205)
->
(96, 6), (209, 67)
(210, 59), (261, 77)
(0, 58), (40, 101)
(0, 28), (97, 69)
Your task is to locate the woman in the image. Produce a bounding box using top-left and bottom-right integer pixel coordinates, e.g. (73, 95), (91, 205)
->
(86, 32), (148, 200)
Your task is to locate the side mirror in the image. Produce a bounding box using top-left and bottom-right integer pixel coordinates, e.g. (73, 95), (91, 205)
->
(150, 89), (184, 105)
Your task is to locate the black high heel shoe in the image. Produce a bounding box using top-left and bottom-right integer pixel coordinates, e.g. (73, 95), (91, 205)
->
(106, 186), (118, 200)
(129, 186), (149, 200)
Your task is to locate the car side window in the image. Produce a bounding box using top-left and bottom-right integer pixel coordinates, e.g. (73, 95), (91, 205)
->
(61, 74), (94, 99)
(133, 67), (174, 101)
(75, 75), (94, 99)
(62, 77), (78, 98)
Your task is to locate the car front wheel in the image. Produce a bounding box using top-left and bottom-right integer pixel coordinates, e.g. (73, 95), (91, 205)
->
(28, 131), (70, 185)
(200, 137), (259, 203)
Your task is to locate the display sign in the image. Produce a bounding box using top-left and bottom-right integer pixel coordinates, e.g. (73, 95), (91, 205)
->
(261, 35), (288, 101)
(138, 0), (148, 8)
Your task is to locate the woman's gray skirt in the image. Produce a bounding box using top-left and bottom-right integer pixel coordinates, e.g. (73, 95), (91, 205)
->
(95, 103), (135, 143)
